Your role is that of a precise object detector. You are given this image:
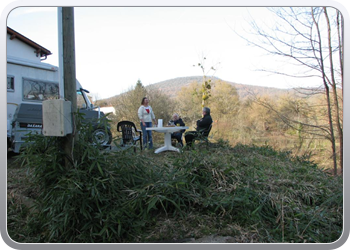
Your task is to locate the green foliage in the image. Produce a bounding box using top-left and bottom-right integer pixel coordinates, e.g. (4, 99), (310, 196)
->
(10, 120), (342, 243)
(16, 114), (155, 242)
(7, 51), (342, 242)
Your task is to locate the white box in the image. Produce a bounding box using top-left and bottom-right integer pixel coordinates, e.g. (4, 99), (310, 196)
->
(42, 99), (72, 136)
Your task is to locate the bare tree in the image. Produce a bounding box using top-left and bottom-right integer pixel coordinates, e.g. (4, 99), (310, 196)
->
(238, 7), (343, 175)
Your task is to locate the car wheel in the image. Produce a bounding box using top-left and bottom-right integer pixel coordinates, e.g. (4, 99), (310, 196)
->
(91, 127), (112, 146)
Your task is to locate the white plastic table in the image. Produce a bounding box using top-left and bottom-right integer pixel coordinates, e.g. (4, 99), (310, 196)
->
(146, 126), (189, 153)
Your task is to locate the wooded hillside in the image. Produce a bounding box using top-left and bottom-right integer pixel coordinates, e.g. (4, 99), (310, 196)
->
(98, 76), (293, 104)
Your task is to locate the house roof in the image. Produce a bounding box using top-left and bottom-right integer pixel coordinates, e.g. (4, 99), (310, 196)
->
(7, 26), (52, 58)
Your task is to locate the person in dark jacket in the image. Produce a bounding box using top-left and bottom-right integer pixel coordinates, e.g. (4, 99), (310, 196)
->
(185, 107), (213, 147)
(168, 113), (186, 146)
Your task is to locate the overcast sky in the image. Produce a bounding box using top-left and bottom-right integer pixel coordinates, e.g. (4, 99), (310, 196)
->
(5, 3), (348, 100)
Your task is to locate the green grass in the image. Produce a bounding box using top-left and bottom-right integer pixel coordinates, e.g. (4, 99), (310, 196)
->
(7, 121), (343, 243)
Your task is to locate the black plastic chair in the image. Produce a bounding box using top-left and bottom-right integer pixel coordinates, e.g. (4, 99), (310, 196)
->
(194, 123), (213, 145)
(117, 121), (142, 152)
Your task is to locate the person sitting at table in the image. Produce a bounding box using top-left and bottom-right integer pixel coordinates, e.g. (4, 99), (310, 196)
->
(184, 107), (213, 147)
(168, 113), (185, 147)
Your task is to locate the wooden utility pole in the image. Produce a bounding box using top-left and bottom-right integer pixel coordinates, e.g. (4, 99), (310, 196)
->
(62, 7), (77, 110)
(61, 7), (77, 166)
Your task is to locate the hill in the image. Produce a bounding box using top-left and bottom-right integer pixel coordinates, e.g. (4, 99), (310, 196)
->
(99, 76), (295, 104)
(147, 76), (294, 99)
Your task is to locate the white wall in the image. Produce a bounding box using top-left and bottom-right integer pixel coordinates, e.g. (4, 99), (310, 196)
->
(7, 33), (43, 62)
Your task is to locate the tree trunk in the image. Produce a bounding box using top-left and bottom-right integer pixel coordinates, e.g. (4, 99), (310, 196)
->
(312, 8), (337, 175)
(324, 7), (343, 174)
(336, 10), (344, 173)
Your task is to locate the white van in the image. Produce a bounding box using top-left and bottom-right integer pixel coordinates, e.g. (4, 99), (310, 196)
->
(7, 27), (111, 152)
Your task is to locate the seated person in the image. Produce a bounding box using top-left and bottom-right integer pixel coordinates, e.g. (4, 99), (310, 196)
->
(168, 113), (185, 146)
(185, 107), (213, 147)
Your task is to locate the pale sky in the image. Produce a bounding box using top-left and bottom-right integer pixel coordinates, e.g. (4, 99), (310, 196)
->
(5, 4), (346, 100)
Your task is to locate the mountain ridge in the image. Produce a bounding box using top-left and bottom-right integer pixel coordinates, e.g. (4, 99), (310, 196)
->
(146, 76), (294, 99)
(99, 76), (294, 104)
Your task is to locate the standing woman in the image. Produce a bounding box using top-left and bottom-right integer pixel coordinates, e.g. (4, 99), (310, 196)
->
(138, 97), (157, 149)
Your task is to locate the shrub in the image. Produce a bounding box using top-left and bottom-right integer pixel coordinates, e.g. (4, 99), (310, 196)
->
(13, 123), (342, 243)
(18, 112), (156, 242)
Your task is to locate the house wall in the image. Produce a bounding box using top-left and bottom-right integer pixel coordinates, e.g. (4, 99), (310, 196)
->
(7, 33), (42, 62)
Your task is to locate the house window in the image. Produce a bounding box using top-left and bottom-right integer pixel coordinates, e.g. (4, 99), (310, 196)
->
(7, 76), (14, 91)
(22, 78), (59, 101)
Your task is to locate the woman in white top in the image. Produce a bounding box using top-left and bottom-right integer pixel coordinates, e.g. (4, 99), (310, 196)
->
(138, 97), (157, 149)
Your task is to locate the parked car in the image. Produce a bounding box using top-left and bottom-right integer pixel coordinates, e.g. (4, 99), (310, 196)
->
(9, 88), (112, 153)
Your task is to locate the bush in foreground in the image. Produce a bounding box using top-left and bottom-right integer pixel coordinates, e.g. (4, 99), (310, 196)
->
(10, 120), (343, 243)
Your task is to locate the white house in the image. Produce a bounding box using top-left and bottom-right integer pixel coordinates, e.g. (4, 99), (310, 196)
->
(7, 26), (52, 62)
